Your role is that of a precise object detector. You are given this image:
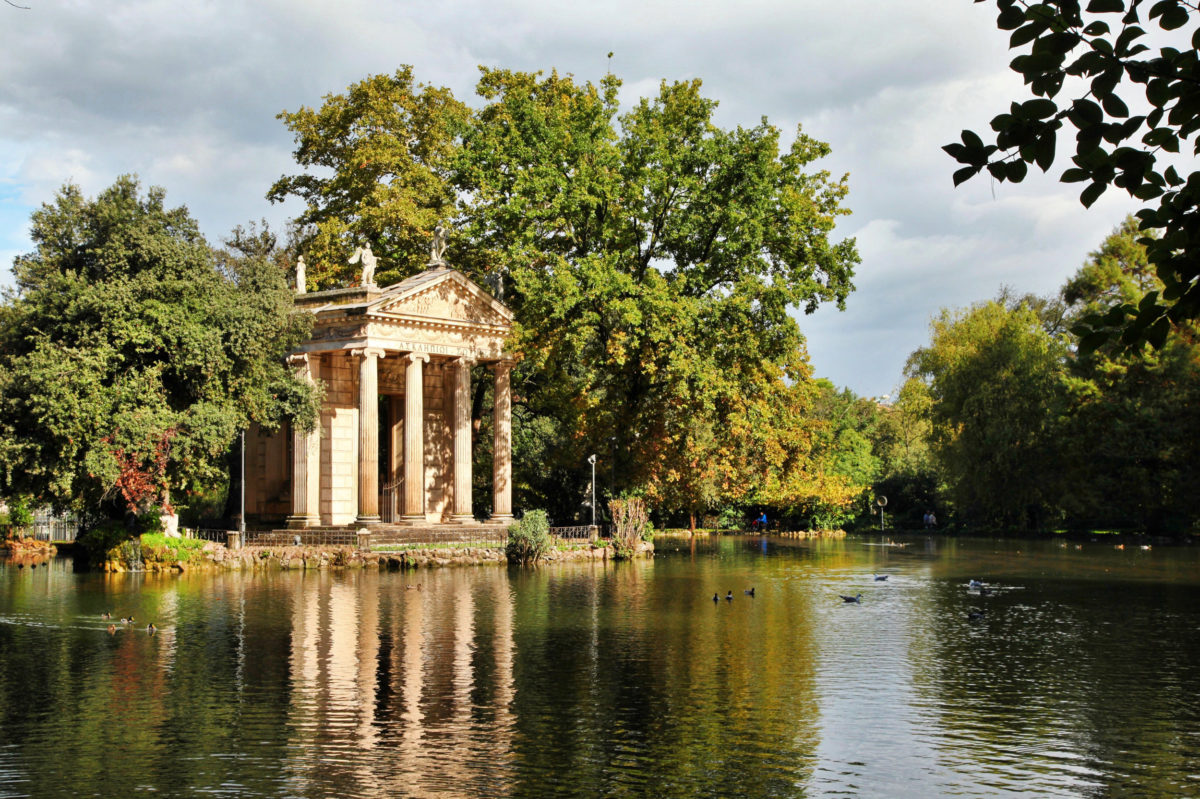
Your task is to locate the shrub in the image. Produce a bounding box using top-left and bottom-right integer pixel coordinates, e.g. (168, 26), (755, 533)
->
(505, 510), (550, 565)
(715, 506), (744, 530)
(77, 521), (136, 558)
(140, 532), (206, 563)
(609, 497), (650, 559)
(8, 497), (34, 530)
(137, 511), (165, 536)
(810, 507), (853, 531)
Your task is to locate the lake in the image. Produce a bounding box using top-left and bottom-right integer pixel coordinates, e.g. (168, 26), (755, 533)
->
(1, 535), (1198, 798)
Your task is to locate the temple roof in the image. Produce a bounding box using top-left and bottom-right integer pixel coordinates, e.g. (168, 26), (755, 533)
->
(294, 267), (513, 326)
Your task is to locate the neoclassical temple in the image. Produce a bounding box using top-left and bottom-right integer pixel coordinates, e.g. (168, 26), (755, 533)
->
(244, 257), (515, 528)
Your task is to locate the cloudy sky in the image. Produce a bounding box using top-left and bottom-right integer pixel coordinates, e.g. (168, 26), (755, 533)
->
(0, 0), (1140, 398)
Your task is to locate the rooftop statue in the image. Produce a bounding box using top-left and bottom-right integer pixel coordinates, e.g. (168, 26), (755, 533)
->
(430, 225), (448, 265)
(485, 270), (505, 302)
(295, 255), (306, 294)
(348, 244), (378, 287)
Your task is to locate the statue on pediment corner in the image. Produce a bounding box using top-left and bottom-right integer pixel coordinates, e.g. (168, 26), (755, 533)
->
(349, 244), (378, 287)
(295, 255), (306, 294)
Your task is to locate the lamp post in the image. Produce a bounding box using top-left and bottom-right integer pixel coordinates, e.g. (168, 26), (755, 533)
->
(239, 429), (246, 535)
(876, 495), (887, 533)
(587, 454), (597, 528)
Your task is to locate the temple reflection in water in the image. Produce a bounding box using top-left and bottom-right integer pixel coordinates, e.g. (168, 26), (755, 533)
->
(281, 568), (518, 796)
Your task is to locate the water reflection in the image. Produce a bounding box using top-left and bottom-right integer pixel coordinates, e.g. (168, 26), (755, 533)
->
(2, 538), (1200, 797)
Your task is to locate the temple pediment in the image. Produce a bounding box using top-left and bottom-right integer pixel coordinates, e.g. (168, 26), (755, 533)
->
(294, 266), (513, 360)
(370, 268), (512, 327)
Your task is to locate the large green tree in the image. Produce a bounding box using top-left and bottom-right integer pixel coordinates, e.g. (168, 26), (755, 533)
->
(869, 377), (940, 529)
(907, 299), (1068, 530)
(271, 67), (861, 521)
(268, 67), (470, 289)
(1056, 217), (1200, 533)
(0, 177), (319, 518)
(948, 0), (1200, 349)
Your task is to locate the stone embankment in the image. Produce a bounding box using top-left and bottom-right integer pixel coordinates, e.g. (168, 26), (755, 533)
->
(2, 536), (56, 555)
(108, 539), (641, 573)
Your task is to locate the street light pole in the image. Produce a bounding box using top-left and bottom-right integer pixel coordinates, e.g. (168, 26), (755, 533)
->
(239, 429), (246, 535)
(587, 454), (597, 528)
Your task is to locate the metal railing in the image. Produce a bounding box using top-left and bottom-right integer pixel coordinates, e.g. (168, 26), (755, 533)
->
(249, 529), (361, 547)
(158, 523), (602, 551)
(187, 528), (230, 543)
(551, 525), (599, 542)
(28, 518), (80, 542)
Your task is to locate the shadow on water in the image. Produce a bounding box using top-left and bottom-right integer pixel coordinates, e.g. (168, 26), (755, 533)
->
(1, 537), (1199, 798)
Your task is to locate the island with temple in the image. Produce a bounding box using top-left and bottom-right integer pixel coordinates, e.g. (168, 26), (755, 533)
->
(243, 241), (516, 540)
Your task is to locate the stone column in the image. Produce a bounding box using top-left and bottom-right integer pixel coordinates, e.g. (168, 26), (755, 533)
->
(354, 348), (385, 526)
(286, 354), (321, 529)
(450, 357), (475, 523)
(401, 352), (430, 524)
(489, 360), (514, 524)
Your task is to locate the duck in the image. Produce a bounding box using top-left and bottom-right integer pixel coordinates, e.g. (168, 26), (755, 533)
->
(967, 609), (987, 621)
(744, 587), (755, 597)
(840, 593), (863, 603)
(147, 623), (156, 634)
(874, 574), (888, 581)
(120, 616), (134, 624)
(968, 579), (984, 590)
(101, 611), (111, 620)
(725, 591), (733, 601)
(712, 593), (719, 603)
(106, 624), (116, 635)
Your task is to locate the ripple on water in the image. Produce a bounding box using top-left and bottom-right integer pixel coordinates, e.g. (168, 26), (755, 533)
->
(3, 540), (1200, 797)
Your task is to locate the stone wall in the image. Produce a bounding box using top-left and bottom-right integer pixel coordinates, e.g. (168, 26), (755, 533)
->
(103, 540), (634, 572)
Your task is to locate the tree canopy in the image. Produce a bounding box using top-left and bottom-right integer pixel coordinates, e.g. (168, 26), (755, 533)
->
(947, 0), (1200, 350)
(1056, 217), (1200, 532)
(0, 176), (319, 518)
(907, 298), (1067, 530)
(270, 66), (862, 524)
(900, 218), (1200, 534)
(267, 66), (469, 289)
